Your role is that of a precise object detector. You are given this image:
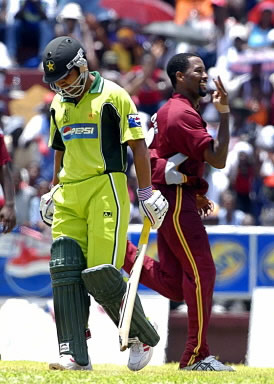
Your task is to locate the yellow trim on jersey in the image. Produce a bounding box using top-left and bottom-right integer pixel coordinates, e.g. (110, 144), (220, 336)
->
(173, 186), (203, 366)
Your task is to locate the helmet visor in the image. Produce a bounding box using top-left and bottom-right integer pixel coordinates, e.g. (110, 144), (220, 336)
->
(50, 70), (88, 98)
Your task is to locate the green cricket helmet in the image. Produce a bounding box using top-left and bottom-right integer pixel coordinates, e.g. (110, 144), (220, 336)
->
(42, 36), (89, 97)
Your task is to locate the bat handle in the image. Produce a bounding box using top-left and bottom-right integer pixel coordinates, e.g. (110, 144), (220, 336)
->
(139, 217), (151, 245)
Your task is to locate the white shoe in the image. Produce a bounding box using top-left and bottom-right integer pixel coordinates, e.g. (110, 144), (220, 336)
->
(182, 356), (235, 371)
(127, 338), (153, 371)
(49, 354), (92, 370)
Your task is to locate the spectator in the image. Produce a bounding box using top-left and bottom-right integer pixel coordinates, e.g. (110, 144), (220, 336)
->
(0, 128), (16, 233)
(111, 26), (144, 73)
(55, 2), (84, 40)
(5, 0), (55, 67)
(0, 0), (6, 43)
(229, 98), (255, 140)
(18, 91), (55, 182)
(55, 3), (104, 70)
(248, 5), (274, 48)
(204, 162), (229, 207)
(227, 141), (255, 214)
(123, 53), (169, 115)
(239, 62), (273, 127)
(55, 0), (109, 21)
(29, 179), (50, 230)
(0, 40), (11, 70)
(174, 0), (213, 25)
(2, 115), (25, 161)
(25, 160), (43, 188)
(217, 189), (248, 225)
(13, 167), (36, 226)
(256, 125), (274, 179)
(100, 49), (121, 83)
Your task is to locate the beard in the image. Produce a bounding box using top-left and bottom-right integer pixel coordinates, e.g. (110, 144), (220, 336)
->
(198, 86), (207, 97)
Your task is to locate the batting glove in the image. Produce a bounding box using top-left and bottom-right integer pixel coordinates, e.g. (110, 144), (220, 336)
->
(39, 184), (59, 226)
(137, 186), (169, 229)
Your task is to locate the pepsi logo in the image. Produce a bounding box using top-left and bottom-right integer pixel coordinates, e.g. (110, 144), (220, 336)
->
(63, 126), (71, 138)
(61, 124), (98, 140)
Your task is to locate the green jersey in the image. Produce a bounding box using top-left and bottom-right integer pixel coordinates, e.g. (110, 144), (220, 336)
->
(49, 71), (145, 183)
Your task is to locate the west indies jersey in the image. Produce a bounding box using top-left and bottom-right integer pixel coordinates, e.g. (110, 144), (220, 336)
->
(155, 93), (213, 178)
(49, 71), (144, 183)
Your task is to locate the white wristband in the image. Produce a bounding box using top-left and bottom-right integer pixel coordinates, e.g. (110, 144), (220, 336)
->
(137, 186), (153, 201)
(217, 104), (230, 114)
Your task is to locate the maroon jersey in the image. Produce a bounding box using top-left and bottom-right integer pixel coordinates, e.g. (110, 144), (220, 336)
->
(155, 93), (213, 178)
(0, 130), (11, 166)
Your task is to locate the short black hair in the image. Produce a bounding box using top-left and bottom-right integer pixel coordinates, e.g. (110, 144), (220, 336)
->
(166, 53), (200, 88)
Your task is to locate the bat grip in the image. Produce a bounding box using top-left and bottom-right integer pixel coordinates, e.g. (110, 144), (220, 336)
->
(139, 217), (151, 245)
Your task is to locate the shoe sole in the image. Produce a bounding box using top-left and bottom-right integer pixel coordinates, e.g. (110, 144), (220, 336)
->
(181, 366), (235, 371)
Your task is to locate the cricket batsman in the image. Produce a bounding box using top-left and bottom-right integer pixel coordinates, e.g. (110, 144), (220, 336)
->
(40, 36), (168, 371)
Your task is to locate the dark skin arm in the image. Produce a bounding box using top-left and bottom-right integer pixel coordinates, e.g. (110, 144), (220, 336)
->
(0, 163), (16, 233)
(203, 77), (230, 169)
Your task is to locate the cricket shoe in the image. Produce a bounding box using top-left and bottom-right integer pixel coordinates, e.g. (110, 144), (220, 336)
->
(182, 355), (235, 371)
(127, 338), (153, 371)
(49, 354), (92, 370)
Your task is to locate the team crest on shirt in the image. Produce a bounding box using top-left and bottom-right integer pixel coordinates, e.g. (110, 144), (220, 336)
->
(127, 114), (141, 128)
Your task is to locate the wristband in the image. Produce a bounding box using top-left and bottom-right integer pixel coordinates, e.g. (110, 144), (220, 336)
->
(217, 104), (230, 114)
(137, 186), (153, 201)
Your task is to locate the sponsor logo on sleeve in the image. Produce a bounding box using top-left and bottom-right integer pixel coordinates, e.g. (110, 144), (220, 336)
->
(128, 114), (141, 128)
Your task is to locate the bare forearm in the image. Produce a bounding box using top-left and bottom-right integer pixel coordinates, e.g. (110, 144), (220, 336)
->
(204, 113), (230, 169)
(214, 113), (230, 164)
(129, 139), (151, 188)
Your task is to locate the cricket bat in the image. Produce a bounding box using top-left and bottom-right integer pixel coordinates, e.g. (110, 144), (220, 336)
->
(118, 217), (151, 351)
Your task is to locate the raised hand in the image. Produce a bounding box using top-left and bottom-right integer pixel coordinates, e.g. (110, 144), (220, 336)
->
(212, 76), (230, 114)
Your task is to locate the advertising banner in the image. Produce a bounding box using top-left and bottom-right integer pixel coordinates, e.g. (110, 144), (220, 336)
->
(0, 225), (273, 298)
(256, 235), (274, 287)
(0, 227), (52, 297)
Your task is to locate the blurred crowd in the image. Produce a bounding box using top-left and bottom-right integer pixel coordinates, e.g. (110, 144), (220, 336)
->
(0, 0), (274, 237)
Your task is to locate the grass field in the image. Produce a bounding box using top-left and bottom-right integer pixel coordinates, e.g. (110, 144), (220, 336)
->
(0, 362), (274, 384)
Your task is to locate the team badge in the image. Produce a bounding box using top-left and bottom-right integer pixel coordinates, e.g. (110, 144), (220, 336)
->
(128, 114), (141, 128)
(46, 60), (55, 72)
